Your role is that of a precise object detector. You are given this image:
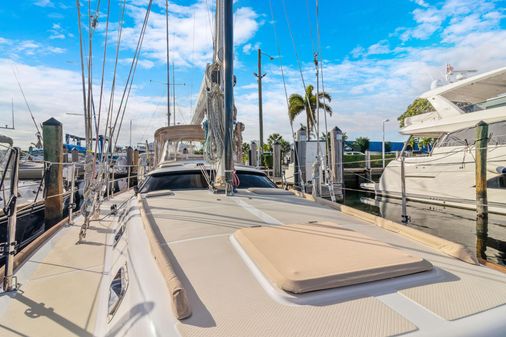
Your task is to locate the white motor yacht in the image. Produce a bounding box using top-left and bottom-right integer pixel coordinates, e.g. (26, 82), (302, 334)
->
(363, 67), (506, 214)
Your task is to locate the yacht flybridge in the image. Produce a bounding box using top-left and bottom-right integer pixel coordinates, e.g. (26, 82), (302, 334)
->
(1, 1), (506, 336)
(363, 67), (506, 214)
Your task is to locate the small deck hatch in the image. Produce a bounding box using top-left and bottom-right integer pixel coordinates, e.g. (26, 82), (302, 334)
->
(234, 223), (432, 294)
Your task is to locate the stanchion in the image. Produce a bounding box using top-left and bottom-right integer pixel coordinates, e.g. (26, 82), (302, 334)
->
(3, 147), (20, 292)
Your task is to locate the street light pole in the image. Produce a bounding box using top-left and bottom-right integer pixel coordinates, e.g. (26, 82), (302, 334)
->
(382, 118), (390, 168)
(257, 48), (264, 167)
(254, 49), (275, 168)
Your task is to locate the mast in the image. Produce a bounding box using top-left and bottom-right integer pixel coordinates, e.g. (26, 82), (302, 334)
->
(172, 61), (176, 125)
(166, 0), (171, 126)
(223, 0), (234, 194)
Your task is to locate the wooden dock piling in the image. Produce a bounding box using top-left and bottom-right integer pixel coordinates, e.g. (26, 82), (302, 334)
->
(43, 118), (63, 228)
(250, 141), (258, 167)
(330, 127), (344, 200)
(475, 121), (488, 259)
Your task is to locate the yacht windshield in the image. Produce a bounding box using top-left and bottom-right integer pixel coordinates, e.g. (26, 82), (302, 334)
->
(140, 170), (276, 192)
(438, 121), (506, 147)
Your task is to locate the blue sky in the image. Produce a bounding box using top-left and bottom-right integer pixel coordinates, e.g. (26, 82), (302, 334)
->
(1, 0), (506, 148)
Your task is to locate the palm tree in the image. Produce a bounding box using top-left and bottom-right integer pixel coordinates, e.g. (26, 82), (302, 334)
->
(288, 84), (332, 140)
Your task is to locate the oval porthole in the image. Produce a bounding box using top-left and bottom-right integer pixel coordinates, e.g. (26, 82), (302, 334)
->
(113, 224), (126, 248)
(107, 263), (129, 322)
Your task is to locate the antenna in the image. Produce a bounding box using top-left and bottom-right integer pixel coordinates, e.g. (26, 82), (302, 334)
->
(445, 64), (477, 83)
(0, 97), (15, 130)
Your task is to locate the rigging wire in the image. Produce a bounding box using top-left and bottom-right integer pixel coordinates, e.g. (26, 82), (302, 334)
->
(280, 0), (316, 136)
(76, 0), (88, 148)
(314, 0), (334, 195)
(86, 0), (94, 151)
(93, 0), (111, 173)
(112, 0), (154, 151)
(204, 0), (215, 51)
(268, 0), (305, 189)
(304, 0), (316, 54)
(103, 0), (127, 164)
(109, 0), (152, 147)
(11, 69), (42, 141)
(166, 0), (171, 126)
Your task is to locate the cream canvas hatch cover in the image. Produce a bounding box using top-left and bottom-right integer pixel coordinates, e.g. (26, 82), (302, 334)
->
(234, 222), (433, 293)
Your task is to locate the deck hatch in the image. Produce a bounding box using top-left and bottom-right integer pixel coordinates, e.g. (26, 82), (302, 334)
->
(234, 222), (433, 293)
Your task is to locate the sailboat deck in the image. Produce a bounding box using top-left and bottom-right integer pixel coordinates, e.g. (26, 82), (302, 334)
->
(142, 190), (506, 337)
(0, 192), (133, 337)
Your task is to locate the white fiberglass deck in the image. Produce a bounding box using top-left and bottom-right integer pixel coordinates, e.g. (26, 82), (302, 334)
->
(141, 189), (506, 337)
(0, 192), (133, 337)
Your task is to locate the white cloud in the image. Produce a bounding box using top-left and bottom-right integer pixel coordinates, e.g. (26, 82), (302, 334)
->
(119, 58), (155, 69)
(0, 39), (66, 58)
(115, 0), (260, 68)
(411, 0), (429, 8)
(367, 40), (391, 56)
(400, 0), (501, 42)
(49, 23), (67, 40)
(34, 0), (54, 8)
(242, 42), (260, 55)
(0, 59), (167, 148)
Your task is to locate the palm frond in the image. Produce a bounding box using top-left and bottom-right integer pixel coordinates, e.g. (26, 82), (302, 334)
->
(318, 91), (331, 102)
(320, 102), (333, 116)
(288, 94), (305, 122)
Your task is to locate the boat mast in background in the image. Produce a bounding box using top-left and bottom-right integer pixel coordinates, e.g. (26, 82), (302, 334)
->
(0, 98), (15, 130)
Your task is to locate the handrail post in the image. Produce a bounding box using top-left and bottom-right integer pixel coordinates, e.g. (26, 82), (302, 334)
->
(400, 154), (409, 224)
(111, 166), (115, 198)
(3, 147), (20, 292)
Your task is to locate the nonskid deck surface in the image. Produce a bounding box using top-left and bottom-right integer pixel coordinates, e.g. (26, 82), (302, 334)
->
(142, 189), (506, 337)
(0, 192), (133, 337)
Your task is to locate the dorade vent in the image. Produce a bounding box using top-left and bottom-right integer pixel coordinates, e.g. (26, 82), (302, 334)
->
(234, 222), (432, 294)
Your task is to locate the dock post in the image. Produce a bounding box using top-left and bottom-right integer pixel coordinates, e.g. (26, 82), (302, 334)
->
(330, 127), (344, 200)
(126, 146), (133, 189)
(43, 118), (63, 228)
(273, 141), (281, 180)
(475, 121), (489, 259)
(68, 163), (76, 226)
(3, 147), (20, 292)
(400, 155), (409, 223)
(133, 149), (139, 186)
(250, 141), (258, 167)
(365, 150), (371, 181)
(295, 127), (307, 191)
(71, 148), (79, 163)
